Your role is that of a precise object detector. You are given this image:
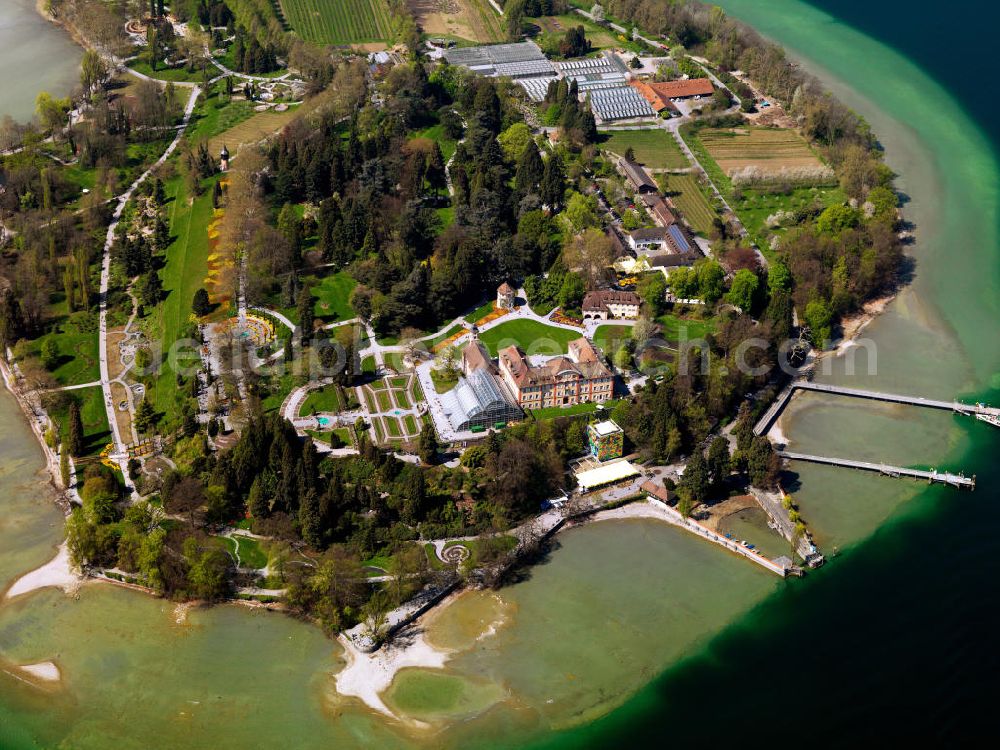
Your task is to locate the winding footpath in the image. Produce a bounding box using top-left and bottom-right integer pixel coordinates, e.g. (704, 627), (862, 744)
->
(97, 85), (201, 491)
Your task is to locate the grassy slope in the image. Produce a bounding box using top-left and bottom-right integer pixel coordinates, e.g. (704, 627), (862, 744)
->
(151, 178), (215, 417)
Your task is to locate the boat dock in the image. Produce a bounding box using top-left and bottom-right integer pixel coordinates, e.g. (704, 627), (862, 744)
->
(754, 380), (990, 490)
(755, 380), (1000, 437)
(777, 451), (976, 489)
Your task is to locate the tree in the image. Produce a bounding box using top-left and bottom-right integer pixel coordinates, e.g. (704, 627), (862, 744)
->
(515, 141), (544, 193)
(41, 338), (60, 370)
(637, 273), (668, 316)
(277, 203), (303, 267)
(696, 259), (726, 304)
(726, 268), (759, 312)
(748, 436), (780, 489)
(804, 298), (833, 346)
(505, 0), (526, 40)
(297, 287), (315, 343)
(565, 192), (599, 231)
(558, 272), (586, 313)
(60, 446), (71, 488)
(498, 122), (533, 163)
(134, 398), (157, 434)
(68, 401), (85, 457)
(563, 228), (613, 287)
(419, 425), (439, 465)
(80, 50), (109, 98)
(707, 436), (731, 489)
(35, 91), (70, 135)
(816, 203), (860, 235)
(679, 449), (710, 505)
(192, 288), (211, 316)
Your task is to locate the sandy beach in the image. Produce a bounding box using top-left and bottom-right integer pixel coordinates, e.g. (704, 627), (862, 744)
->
(4, 542), (80, 600)
(335, 626), (452, 721)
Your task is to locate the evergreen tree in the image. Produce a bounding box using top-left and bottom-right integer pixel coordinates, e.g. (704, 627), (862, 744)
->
(418, 425), (439, 465)
(706, 436), (731, 489)
(297, 287), (314, 344)
(679, 449), (709, 505)
(541, 154), (566, 209)
(299, 490), (322, 548)
(515, 141), (544, 194)
(134, 398), (156, 434)
(68, 401), (85, 456)
(192, 288), (211, 316)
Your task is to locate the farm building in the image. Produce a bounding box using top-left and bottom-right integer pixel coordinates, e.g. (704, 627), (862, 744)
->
(628, 227), (671, 253)
(645, 78), (715, 100)
(619, 158), (658, 193)
(639, 194), (678, 227)
(588, 420), (625, 461)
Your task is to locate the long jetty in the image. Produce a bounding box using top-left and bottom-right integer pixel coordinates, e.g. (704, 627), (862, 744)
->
(755, 380), (1000, 436)
(777, 451), (976, 490)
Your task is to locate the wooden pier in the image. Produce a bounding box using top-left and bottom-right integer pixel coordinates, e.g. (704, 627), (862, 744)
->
(755, 380), (1000, 436)
(777, 451), (976, 490)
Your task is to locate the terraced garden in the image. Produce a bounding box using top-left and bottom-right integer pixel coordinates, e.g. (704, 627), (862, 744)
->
(280, 0), (393, 44)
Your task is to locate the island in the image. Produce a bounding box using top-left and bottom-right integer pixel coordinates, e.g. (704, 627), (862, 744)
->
(3, 0), (973, 722)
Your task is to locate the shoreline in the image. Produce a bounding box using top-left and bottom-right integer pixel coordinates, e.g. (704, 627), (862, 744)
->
(34, 0), (91, 55)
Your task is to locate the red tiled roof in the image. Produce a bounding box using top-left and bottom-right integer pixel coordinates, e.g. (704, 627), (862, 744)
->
(647, 78), (714, 99)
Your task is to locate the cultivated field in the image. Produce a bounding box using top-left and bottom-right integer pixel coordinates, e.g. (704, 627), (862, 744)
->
(662, 173), (717, 235)
(698, 127), (828, 177)
(280, 0), (393, 45)
(599, 129), (688, 170)
(411, 0), (504, 43)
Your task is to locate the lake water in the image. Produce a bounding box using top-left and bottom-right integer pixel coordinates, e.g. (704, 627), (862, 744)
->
(0, 0), (81, 122)
(2, 0), (999, 745)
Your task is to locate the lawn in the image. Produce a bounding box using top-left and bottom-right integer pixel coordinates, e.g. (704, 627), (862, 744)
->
(28, 317), (100, 387)
(151, 177), (214, 419)
(279, 0), (393, 44)
(126, 59), (204, 82)
(599, 129), (688, 170)
(527, 399), (619, 421)
(312, 270), (356, 322)
(411, 123), (458, 161)
(431, 367), (458, 394)
(427, 324), (463, 350)
(477, 320), (579, 357)
(661, 173), (718, 236)
(233, 535), (269, 569)
(463, 299), (496, 324)
(592, 324), (632, 355)
(731, 185), (846, 249)
(187, 97), (256, 144)
(47, 386), (111, 458)
(300, 385), (343, 415)
(207, 107), (304, 159)
(532, 14), (621, 51)
(656, 313), (716, 342)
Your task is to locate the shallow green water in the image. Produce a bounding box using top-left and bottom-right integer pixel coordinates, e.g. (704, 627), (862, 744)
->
(2, 0), (999, 745)
(0, 0), (81, 122)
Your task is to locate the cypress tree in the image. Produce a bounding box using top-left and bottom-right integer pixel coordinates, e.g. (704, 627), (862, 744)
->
(68, 401), (84, 457)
